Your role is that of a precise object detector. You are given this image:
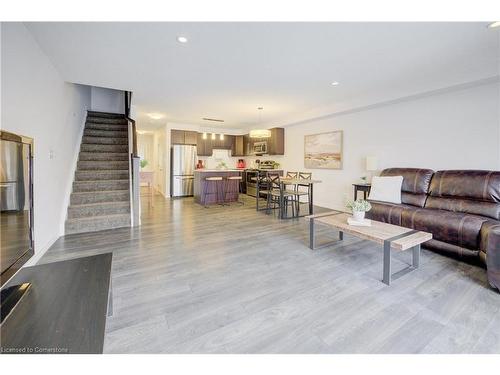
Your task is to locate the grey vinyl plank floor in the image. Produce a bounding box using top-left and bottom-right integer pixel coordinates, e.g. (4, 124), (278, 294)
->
(39, 191), (500, 354)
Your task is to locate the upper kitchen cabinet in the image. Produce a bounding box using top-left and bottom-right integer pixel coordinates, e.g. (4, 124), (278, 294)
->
(232, 135), (245, 156)
(196, 133), (212, 156)
(171, 129), (185, 144)
(268, 127), (285, 155)
(242, 128), (284, 155)
(211, 134), (233, 150)
(184, 131), (198, 145)
(170, 130), (198, 145)
(243, 134), (253, 156)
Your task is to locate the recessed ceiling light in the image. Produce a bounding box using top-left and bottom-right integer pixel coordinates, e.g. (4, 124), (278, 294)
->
(331, 81), (340, 86)
(177, 36), (188, 43)
(488, 21), (500, 29)
(147, 113), (163, 120)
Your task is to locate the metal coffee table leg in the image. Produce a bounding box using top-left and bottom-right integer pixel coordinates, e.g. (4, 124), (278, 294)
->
(383, 230), (420, 286)
(309, 212), (344, 250)
(383, 240), (392, 285)
(412, 244), (421, 268)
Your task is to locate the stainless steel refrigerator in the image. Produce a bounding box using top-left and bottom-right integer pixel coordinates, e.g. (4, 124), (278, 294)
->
(170, 145), (197, 197)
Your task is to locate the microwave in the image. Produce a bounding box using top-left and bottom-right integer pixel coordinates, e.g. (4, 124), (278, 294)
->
(253, 141), (268, 155)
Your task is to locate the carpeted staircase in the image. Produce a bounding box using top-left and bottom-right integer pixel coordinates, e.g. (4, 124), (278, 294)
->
(65, 111), (132, 235)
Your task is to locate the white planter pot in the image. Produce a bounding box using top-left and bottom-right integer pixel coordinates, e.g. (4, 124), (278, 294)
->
(352, 210), (365, 221)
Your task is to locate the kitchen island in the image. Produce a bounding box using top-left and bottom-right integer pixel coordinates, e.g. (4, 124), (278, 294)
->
(194, 170), (243, 205)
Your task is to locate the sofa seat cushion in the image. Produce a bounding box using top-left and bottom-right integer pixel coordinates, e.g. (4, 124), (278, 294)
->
(401, 208), (489, 250)
(367, 201), (417, 226)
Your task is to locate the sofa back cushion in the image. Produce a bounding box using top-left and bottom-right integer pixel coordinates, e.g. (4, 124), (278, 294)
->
(380, 168), (434, 207)
(426, 170), (500, 220)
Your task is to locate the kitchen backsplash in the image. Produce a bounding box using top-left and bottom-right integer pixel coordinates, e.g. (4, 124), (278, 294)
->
(197, 149), (283, 169)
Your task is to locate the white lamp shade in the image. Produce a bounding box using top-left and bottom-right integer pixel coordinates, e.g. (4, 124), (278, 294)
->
(366, 156), (378, 171)
(249, 129), (271, 138)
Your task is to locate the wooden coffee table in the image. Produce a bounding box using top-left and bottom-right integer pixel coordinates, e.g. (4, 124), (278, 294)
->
(306, 212), (432, 285)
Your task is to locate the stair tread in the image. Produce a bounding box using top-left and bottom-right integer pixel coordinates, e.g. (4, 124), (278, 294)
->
(74, 179), (130, 183)
(80, 151), (128, 156)
(69, 201), (130, 208)
(71, 189), (129, 195)
(87, 110), (124, 116)
(77, 169), (129, 173)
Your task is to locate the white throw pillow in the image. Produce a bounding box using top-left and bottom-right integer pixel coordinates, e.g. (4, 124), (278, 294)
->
(368, 176), (403, 204)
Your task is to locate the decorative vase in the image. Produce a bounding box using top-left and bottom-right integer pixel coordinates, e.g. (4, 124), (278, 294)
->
(352, 210), (365, 221)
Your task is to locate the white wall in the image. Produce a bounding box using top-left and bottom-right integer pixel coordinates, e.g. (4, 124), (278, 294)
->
(281, 81), (500, 211)
(1, 23), (91, 265)
(153, 127), (167, 196)
(90, 86), (124, 114)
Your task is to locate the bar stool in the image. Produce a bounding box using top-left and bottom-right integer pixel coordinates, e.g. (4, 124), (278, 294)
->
(202, 176), (223, 208)
(224, 175), (244, 205)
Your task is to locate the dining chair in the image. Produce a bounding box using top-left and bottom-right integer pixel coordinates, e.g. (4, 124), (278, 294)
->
(284, 171), (298, 194)
(259, 172), (296, 217)
(296, 172), (312, 213)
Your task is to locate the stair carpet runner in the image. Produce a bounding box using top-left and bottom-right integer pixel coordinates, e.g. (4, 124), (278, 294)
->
(65, 111), (131, 235)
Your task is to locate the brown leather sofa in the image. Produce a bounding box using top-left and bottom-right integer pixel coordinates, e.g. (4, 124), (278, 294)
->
(366, 168), (500, 291)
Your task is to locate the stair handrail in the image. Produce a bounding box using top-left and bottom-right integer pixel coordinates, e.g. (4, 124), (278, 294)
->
(125, 91), (140, 226)
(125, 91), (138, 157)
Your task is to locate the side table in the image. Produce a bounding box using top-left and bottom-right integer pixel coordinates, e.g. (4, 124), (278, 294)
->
(353, 183), (371, 200)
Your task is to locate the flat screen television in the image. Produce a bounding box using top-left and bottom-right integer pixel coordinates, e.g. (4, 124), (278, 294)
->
(0, 131), (34, 322)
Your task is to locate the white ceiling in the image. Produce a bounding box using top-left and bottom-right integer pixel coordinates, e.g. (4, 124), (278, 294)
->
(25, 22), (499, 129)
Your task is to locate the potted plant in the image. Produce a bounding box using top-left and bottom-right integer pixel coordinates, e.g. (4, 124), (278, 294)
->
(140, 159), (149, 169)
(346, 199), (372, 221)
(216, 161), (228, 170)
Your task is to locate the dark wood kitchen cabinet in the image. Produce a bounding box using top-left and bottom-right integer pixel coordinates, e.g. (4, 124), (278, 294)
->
(211, 134), (233, 150)
(243, 135), (253, 156)
(171, 130), (198, 145)
(232, 135), (245, 156)
(196, 133), (213, 156)
(268, 127), (285, 155)
(222, 135), (234, 150)
(184, 131), (198, 145)
(171, 129), (185, 144)
(240, 128), (284, 156)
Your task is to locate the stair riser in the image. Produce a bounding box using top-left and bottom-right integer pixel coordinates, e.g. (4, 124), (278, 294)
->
(87, 111), (125, 119)
(68, 203), (130, 218)
(77, 161), (129, 171)
(85, 122), (128, 131)
(86, 117), (127, 125)
(71, 191), (129, 205)
(73, 180), (130, 192)
(75, 171), (129, 181)
(80, 144), (128, 153)
(65, 215), (131, 235)
(84, 129), (128, 138)
(79, 152), (129, 161)
(83, 136), (128, 145)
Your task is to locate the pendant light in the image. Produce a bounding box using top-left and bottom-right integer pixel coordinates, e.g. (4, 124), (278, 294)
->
(250, 107), (271, 138)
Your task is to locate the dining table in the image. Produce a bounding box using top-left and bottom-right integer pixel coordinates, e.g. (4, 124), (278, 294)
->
(278, 177), (322, 219)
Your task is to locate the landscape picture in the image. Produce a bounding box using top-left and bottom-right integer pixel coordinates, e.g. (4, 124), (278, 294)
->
(304, 130), (343, 169)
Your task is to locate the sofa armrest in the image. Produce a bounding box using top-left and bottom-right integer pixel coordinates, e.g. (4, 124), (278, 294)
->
(480, 221), (500, 291)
